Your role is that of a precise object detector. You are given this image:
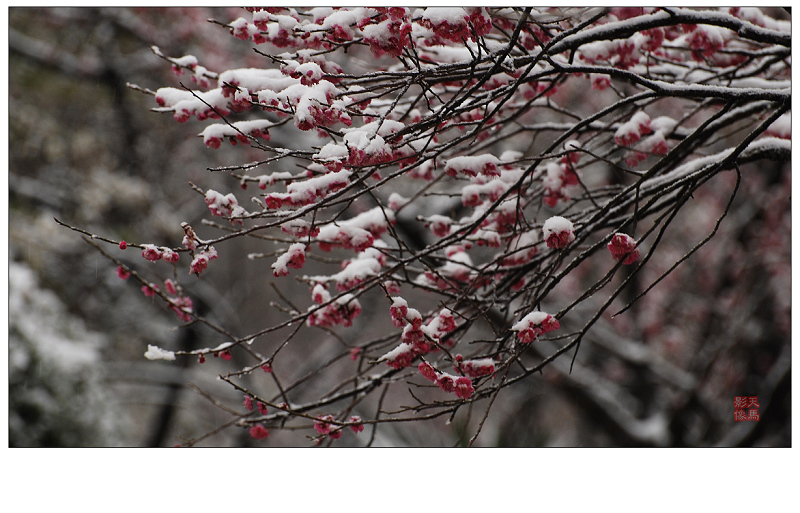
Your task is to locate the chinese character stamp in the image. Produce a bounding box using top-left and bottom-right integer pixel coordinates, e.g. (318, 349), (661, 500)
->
(734, 396), (760, 421)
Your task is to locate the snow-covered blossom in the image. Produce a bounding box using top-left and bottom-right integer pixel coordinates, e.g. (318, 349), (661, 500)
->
(380, 342), (416, 369)
(543, 216), (575, 249)
(314, 415), (335, 435)
(362, 17), (412, 58)
(167, 296), (193, 322)
(607, 233), (640, 265)
(190, 247), (219, 276)
(419, 361), (438, 381)
(425, 214), (454, 237)
(271, 243), (307, 276)
(200, 119), (272, 148)
(161, 247), (180, 263)
(306, 290), (362, 328)
(454, 376), (474, 399)
(436, 373), (456, 393)
(349, 416), (364, 433)
(327, 253), (383, 290)
(204, 190), (247, 222)
(502, 230), (539, 266)
(455, 356), (495, 378)
(687, 25), (726, 60)
(280, 219), (320, 238)
(141, 244), (162, 262)
(615, 111), (652, 147)
(420, 7), (491, 43)
(511, 311), (560, 344)
(265, 169), (352, 209)
(444, 154), (501, 178)
(389, 296), (409, 327)
(315, 207), (394, 253)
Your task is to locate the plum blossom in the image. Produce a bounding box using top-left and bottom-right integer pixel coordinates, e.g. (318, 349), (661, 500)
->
(141, 244), (162, 262)
(543, 216), (575, 249)
(349, 416), (364, 433)
(512, 311), (560, 344)
(607, 233), (641, 265)
(271, 243), (307, 277)
(418, 361), (438, 382)
(314, 415), (336, 435)
(455, 356), (495, 378)
(454, 376), (475, 399)
(249, 424), (270, 440)
(190, 247), (219, 276)
(116, 266), (131, 280)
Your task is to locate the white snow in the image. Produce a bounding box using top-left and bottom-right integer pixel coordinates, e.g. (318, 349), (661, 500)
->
(543, 216), (574, 236)
(378, 342), (414, 362)
(144, 345), (176, 361)
(422, 8), (467, 26)
(511, 311), (551, 332)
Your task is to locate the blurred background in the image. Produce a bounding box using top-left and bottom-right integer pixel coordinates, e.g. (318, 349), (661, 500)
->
(8, 7), (791, 447)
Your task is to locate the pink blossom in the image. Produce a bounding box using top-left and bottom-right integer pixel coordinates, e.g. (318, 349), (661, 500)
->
(257, 402), (268, 415)
(386, 347), (414, 369)
(272, 243), (307, 277)
(141, 244), (162, 262)
(607, 233), (641, 265)
(349, 416), (364, 433)
(591, 74), (611, 90)
(306, 293), (362, 329)
(119, 240), (127, 250)
(116, 266), (131, 280)
(615, 111), (652, 147)
(512, 311), (561, 344)
(141, 284), (159, 297)
(167, 295), (193, 322)
(456, 357), (495, 378)
(687, 25), (725, 60)
(390, 297), (409, 327)
(249, 424), (270, 440)
(543, 216), (575, 249)
(190, 254), (209, 275)
(161, 248), (180, 263)
(164, 279), (178, 295)
(436, 374), (456, 393)
(314, 415), (335, 435)
(190, 247), (218, 276)
(418, 361), (438, 382)
(454, 376), (474, 399)
(383, 280), (402, 295)
(243, 395), (253, 411)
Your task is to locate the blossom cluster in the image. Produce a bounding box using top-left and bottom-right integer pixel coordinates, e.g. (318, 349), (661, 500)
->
(418, 362), (475, 399)
(511, 311), (561, 344)
(306, 284), (362, 328)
